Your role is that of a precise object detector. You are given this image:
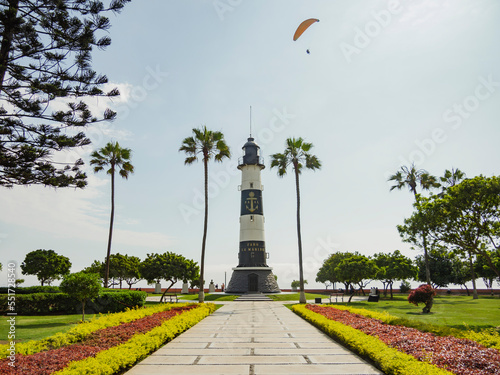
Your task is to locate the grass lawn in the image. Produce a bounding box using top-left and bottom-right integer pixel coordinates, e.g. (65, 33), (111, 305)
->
(0, 314), (98, 344)
(334, 294), (500, 331)
(269, 293), (326, 301)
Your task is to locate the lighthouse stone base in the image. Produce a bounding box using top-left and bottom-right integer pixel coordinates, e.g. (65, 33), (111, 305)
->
(225, 267), (280, 294)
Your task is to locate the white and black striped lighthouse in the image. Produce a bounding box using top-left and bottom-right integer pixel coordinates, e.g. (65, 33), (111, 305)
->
(225, 136), (280, 293)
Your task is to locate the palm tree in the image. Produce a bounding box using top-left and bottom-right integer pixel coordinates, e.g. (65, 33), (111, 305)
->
(270, 137), (321, 304)
(388, 163), (438, 284)
(388, 163), (440, 199)
(179, 126), (230, 303)
(440, 168), (466, 190)
(90, 141), (134, 288)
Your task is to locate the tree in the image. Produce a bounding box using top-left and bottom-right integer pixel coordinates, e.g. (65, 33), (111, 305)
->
(140, 252), (199, 303)
(90, 141), (134, 288)
(450, 255), (473, 296)
(316, 251), (353, 292)
(108, 253), (141, 289)
(21, 249), (71, 285)
(433, 176), (500, 278)
(334, 253), (378, 299)
(60, 272), (101, 321)
(475, 252), (500, 295)
(373, 250), (417, 299)
(415, 248), (454, 288)
(179, 126), (230, 303)
(271, 137), (321, 304)
(388, 163), (439, 284)
(0, 0), (129, 188)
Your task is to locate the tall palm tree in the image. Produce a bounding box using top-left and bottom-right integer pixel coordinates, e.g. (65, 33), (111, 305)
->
(388, 163), (438, 284)
(90, 141), (134, 288)
(270, 137), (321, 304)
(179, 126), (230, 303)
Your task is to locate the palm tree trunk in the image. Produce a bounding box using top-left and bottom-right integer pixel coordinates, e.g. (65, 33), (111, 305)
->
(294, 167), (306, 304)
(104, 167), (115, 288)
(199, 158), (208, 303)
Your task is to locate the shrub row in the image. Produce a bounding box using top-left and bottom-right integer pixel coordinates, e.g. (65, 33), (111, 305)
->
(0, 302), (197, 359)
(0, 291), (146, 315)
(292, 304), (453, 375)
(53, 303), (216, 375)
(329, 304), (500, 351)
(0, 286), (61, 294)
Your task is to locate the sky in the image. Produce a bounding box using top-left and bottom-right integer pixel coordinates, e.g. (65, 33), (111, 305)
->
(1, 0), (500, 290)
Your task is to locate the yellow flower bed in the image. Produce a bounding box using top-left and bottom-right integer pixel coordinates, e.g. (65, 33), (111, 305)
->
(292, 304), (453, 375)
(0, 302), (196, 358)
(54, 303), (216, 375)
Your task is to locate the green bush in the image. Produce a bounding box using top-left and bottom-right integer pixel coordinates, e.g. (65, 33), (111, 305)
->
(0, 291), (147, 315)
(0, 286), (61, 294)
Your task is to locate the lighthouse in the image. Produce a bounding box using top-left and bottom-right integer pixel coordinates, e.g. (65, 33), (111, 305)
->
(225, 136), (280, 293)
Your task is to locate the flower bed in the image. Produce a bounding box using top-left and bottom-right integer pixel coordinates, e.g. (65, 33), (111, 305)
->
(1, 303), (215, 375)
(301, 304), (500, 375)
(0, 302), (192, 359)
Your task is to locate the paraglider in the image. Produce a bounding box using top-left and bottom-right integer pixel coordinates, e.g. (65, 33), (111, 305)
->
(293, 18), (319, 41)
(293, 18), (319, 54)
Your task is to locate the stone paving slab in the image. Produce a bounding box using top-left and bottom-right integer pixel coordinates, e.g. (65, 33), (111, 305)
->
(124, 302), (383, 375)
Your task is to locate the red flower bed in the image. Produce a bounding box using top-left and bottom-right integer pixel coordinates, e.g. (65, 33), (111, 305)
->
(0, 305), (196, 375)
(307, 305), (500, 375)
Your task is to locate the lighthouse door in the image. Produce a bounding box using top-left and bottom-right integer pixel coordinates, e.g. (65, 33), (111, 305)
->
(248, 273), (258, 292)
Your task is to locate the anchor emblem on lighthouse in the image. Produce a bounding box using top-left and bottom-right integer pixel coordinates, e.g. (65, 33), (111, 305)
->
(245, 192), (258, 212)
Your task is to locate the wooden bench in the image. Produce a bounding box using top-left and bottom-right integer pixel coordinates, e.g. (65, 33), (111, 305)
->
(329, 293), (344, 303)
(161, 293), (178, 303)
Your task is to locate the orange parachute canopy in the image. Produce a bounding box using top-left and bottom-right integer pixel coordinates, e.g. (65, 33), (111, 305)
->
(293, 18), (319, 41)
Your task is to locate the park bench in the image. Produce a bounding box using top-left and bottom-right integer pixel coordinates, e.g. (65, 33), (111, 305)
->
(329, 292), (344, 303)
(161, 292), (178, 303)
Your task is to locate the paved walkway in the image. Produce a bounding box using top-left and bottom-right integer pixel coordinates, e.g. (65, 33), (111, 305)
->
(125, 301), (383, 375)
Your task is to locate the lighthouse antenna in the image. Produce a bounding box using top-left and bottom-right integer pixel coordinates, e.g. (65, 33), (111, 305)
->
(249, 106), (252, 138)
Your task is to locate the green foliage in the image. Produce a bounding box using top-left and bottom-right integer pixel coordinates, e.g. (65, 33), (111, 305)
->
(399, 280), (411, 293)
(415, 248), (454, 288)
(0, 285), (60, 294)
(401, 176), (500, 280)
(104, 253), (142, 289)
(373, 250), (417, 298)
(291, 279), (307, 288)
(316, 251), (353, 290)
(0, 290), (146, 315)
(60, 272), (102, 321)
(140, 252), (199, 300)
(0, 0), (130, 188)
(21, 249), (71, 286)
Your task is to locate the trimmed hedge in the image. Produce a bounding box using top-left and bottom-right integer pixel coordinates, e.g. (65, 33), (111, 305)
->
(0, 291), (146, 315)
(0, 286), (61, 294)
(292, 304), (453, 375)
